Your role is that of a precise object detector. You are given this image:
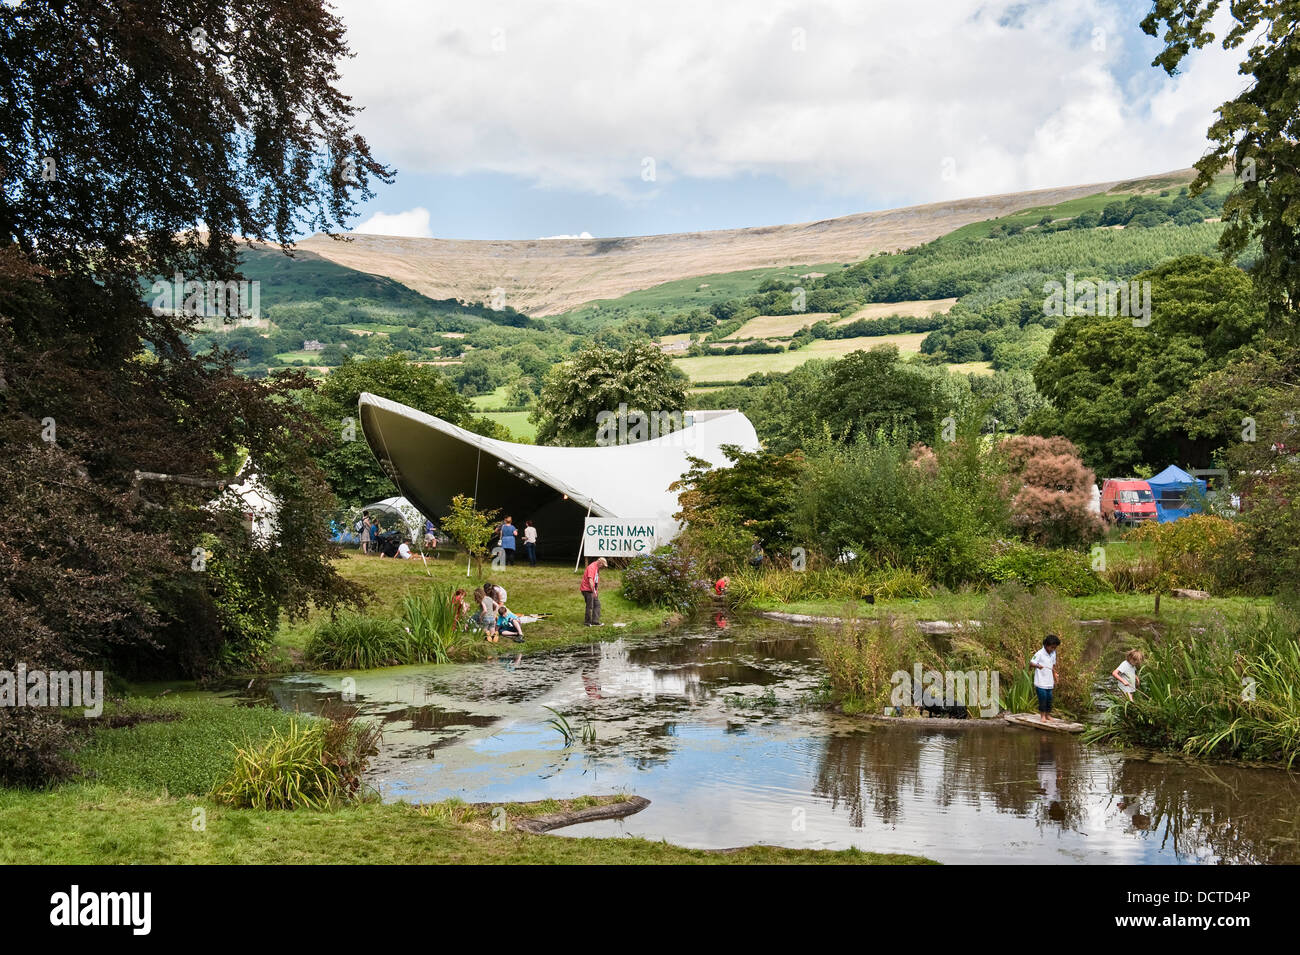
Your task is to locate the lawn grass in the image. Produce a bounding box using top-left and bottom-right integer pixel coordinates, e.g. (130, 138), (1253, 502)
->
(0, 784), (929, 864)
(270, 553), (672, 670)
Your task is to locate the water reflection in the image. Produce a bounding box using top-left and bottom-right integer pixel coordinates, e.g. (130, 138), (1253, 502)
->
(242, 618), (1300, 864)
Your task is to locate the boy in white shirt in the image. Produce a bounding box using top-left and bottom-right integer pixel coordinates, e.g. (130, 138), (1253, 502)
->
(1030, 634), (1061, 723)
(1112, 649), (1144, 700)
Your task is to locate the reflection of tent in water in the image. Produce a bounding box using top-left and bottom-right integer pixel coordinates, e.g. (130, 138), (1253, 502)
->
(1146, 465), (1208, 523)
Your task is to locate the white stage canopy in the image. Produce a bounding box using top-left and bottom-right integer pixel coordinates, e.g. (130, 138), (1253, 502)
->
(358, 392), (760, 556)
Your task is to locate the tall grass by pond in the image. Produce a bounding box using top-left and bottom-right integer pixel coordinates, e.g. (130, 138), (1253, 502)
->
(1086, 609), (1300, 766)
(213, 707), (382, 810)
(306, 583), (466, 669)
(814, 584), (1088, 716)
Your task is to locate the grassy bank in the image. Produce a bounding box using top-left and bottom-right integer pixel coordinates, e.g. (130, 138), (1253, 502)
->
(1086, 609), (1300, 766)
(744, 589), (1272, 625)
(270, 553), (671, 671)
(0, 697), (931, 865)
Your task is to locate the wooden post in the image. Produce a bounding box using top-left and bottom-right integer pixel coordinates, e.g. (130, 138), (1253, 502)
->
(574, 503), (591, 572)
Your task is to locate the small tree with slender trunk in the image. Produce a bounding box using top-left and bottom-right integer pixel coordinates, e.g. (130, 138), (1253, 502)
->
(443, 495), (500, 576)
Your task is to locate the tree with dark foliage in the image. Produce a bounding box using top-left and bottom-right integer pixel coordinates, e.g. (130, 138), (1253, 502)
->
(0, 1), (389, 784)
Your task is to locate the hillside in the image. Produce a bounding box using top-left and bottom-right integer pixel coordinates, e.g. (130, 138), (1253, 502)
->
(296, 171), (1198, 317)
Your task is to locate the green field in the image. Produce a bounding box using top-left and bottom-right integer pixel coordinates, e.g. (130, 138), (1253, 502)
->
(557, 262), (848, 326)
(835, 298), (958, 324)
(672, 334), (930, 382)
(722, 313), (839, 339)
(471, 386), (513, 410)
(344, 323), (405, 335)
(484, 410), (537, 441)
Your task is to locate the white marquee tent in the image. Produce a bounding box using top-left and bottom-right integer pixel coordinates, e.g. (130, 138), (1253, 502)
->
(357, 392), (760, 557)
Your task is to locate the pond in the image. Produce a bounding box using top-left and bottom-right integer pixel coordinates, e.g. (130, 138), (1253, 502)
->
(238, 617), (1300, 864)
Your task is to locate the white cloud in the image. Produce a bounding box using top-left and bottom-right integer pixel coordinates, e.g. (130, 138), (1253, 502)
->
(538, 231), (593, 239)
(331, 0), (1247, 204)
(353, 206), (433, 237)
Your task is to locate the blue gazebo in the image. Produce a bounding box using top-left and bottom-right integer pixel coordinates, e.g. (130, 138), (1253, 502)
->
(1146, 465), (1207, 523)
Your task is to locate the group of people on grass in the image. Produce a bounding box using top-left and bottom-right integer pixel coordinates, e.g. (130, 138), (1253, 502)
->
(438, 555), (610, 645)
(1030, 633), (1146, 723)
(451, 582), (525, 643)
(355, 513), (440, 560)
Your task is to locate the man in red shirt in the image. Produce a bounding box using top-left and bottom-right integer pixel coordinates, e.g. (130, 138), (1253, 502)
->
(580, 557), (608, 626)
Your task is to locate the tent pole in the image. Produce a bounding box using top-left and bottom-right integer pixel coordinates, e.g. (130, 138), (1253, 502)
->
(468, 448), (481, 578)
(574, 503), (591, 573)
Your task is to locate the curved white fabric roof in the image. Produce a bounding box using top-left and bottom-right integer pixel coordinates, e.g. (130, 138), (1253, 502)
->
(358, 393), (759, 552)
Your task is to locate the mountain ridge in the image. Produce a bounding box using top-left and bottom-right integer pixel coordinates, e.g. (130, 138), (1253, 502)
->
(295, 168), (1198, 317)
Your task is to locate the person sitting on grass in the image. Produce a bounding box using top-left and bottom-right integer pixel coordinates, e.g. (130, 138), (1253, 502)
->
(1030, 633), (1061, 723)
(496, 605), (524, 643)
(1112, 649), (1144, 700)
(472, 587), (499, 642)
(451, 588), (469, 629)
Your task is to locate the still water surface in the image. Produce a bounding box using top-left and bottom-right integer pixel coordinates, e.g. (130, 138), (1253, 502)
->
(245, 618), (1300, 864)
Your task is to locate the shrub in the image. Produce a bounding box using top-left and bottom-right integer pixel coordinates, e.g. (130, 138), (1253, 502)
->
(306, 613), (406, 669)
(980, 541), (1112, 596)
(1129, 515), (1250, 594)
(212, 709), (381, 810)
(789, 430), (1009, 587)
(727, 564), (932, 606)
(675, 520), (758, 579)
(621, 547), (711, 612)
(814, 614), (940, 714)
(0, 710), (72, 789)
(1000, 435), (1105, 548)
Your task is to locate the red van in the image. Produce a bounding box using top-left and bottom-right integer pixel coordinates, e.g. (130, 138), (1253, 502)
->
(1101, 479), (1157, 525)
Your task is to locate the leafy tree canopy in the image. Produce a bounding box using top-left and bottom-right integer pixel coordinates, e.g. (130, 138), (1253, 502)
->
(531, 341), (689, 446)
(1029, 255), (1267, 473)
(1142, 0), (1300, 318)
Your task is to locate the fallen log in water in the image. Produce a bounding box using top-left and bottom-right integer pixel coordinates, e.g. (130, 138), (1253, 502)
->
(508, 796), (652, 833)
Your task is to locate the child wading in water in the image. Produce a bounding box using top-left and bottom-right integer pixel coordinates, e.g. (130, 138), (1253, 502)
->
(1112, 649), (1144, 700)
(1030, 634), (1061, 723)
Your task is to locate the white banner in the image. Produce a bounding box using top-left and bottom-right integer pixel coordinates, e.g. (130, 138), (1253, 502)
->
(582, 518), (660, 557)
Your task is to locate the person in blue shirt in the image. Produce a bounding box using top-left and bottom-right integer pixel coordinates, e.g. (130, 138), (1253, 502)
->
(496, 605), (524, 643)
(498, 516), (517, 565)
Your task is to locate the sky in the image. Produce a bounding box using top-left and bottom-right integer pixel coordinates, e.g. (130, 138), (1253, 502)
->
(329, 0), (1248, 240)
